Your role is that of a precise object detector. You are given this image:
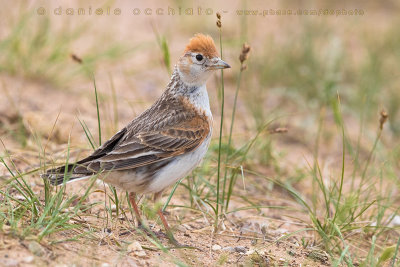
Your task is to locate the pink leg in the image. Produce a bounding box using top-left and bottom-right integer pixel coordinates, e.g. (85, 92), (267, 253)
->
(129, 192), (142, 226)
(157, 208), (179, 245)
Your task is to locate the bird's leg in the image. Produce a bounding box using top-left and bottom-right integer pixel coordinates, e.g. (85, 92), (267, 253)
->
(153, 191), (179, 245)
(157, 208), (179, 246)
(128, 192), (143, 227)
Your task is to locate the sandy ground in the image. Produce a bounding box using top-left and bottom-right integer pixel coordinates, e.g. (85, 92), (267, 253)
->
(0, 70), (329, 266)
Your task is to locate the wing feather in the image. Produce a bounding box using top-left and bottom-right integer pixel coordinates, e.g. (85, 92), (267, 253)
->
(75, 112), (210, 173)
(55, 95), (212, 176)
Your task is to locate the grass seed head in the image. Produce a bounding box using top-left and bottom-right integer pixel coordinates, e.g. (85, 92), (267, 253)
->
(269, 127), (288, 134)
(239, 43), (251, 64)
(216, 13), (221, 28)
(379, 109), (388, 130)
(71, 54), (83, 64)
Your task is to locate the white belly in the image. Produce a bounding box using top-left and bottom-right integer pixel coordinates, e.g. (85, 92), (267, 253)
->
(102, 133), (211, 194)
(146, 134), (211, 193)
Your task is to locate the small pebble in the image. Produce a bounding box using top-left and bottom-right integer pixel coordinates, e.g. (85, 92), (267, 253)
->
(2, 225), (11, 232)
(274, 228), (288, 235)
(389, 215), (400, 227)
(234, 246), (247, 253)
(288, 250), (296, 256)
(63, 207), (74, 212)
(182, 224), (192, 230)
(23, 256), (34, 263)
(28, 241), (45, 257)
(138, 260), (147, 266)
(212, 244), (221, 251)
(14, 195), (26, 201)
(4, 259), (19, 267)
(127, 241), (146, 257)
(127, 241), (142, 252)
(222, 246), (235, 252)
(135, 250), (146, 257)
(176, 225), (186, 232)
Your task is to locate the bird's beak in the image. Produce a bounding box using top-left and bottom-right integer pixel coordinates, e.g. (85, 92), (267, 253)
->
(209, 58), (231, 70)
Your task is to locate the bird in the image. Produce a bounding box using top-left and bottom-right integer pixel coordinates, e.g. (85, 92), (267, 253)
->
(42, 33), (230, 244)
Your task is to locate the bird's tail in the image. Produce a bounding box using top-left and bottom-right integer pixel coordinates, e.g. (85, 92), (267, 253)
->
(41, 163), (91, 186)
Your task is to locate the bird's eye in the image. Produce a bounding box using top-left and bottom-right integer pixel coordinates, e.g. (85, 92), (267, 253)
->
(195, 54), (203, 61)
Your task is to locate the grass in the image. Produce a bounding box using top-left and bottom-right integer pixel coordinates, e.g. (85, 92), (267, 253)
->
(152, 26), (172, 75)
(222, 44), (250, 213)
(0, 2), (400, 266)
(0, 11), (131, 86)
(0, 138), (98, 242)
(215, 13), (225, 232)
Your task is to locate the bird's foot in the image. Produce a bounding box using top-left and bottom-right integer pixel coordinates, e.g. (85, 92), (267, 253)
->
(164, 230), (199, 250)
(166, 230), (181, 247)
(136, 225), (198, 249)
(136, 221), (153, 234)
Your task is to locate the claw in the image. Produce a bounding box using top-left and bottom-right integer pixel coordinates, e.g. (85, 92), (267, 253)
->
(166, 230), (180, 246)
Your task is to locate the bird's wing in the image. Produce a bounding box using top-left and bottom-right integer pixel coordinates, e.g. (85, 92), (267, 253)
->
(74, 112), (210, 173)
(45, 127), (128, 176)
(76, 127), (128, 164)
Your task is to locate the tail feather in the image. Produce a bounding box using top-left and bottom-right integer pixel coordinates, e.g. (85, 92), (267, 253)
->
(42, 127), (126, 186)
(41, 163), (92, 186)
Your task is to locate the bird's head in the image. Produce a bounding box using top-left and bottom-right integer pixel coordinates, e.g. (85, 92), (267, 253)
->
(177, 34), (230, 87)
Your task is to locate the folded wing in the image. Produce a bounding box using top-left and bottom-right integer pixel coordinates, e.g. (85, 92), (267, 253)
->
(74, 112), (210, 173)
